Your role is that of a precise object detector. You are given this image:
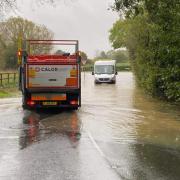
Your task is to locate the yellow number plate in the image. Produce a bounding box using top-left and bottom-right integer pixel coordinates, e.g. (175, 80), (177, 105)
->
(43, 102), (57, 106)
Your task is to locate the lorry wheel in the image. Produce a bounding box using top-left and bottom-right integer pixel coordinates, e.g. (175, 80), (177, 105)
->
(71, 107), (78, 110)
(22, 101), (28, 109)
(22, 104), (28, 109)
(22, 93), (30, 110)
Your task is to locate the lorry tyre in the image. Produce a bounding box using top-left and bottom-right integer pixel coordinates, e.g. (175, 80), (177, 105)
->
(22, 93), (30, 110)
(72, 107), (78, 110)
(22, 98), (28, 109)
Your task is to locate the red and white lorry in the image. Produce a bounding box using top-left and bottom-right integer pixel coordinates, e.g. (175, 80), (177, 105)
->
(18, 40), (81, 109)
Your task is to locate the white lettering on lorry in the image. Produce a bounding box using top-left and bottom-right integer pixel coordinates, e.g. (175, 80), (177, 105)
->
(41, 67), (58, 71)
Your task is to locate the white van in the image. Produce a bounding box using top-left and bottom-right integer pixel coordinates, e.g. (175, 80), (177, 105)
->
(92, 60), (117, 84)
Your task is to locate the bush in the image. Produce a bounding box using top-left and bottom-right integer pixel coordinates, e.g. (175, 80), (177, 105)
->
(110, 0), (180, 102)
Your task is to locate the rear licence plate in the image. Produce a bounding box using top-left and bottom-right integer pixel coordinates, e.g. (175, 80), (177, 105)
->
(43, 102), (57, 106)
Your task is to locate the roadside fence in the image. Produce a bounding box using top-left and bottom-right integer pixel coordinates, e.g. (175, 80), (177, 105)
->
(0, 72), (18, 87)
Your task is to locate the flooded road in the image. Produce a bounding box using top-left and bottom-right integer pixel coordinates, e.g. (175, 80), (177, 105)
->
(0, 72), (179, 180)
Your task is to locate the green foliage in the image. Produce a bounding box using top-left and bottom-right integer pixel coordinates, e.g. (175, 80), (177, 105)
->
(110, 0), (180, 102)
(94, 49), (129, 63)
(107, 49), (129, 63)
(0, 17), (53, 69)
(82, 62), (131, 72)
(80, 51), (88, 61)
(0, 90), (9, 98)
(112, 0), (144, 18)
(100, 51), (108, 59)
(55, 49), (65, 54)
(116, 62), (131, 71)
(0, 88), (20, 98)
(4, 43), (18, 69)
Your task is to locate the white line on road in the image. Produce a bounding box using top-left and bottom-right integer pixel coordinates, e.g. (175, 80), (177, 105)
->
(87, 131), (126, 180)
(0, 136), (20, 139)
(87, 131), (105, 157)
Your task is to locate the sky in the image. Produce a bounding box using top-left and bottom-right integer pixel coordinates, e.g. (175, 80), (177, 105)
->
(10, 0), (119, 58)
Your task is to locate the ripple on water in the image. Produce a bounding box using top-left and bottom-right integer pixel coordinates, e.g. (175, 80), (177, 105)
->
(101, 109), (143, 144)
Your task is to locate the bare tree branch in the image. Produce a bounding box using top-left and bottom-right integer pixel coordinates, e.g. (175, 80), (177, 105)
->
(0, 0), (77, 18)
(0, 0), (17, 17)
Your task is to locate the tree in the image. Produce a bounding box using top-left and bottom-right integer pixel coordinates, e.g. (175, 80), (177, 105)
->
(111, 0), (144, 18)
(0, 0), (17, 16)
(4, 43), (17, 69)
(107, 49), (129, 63)
(110, 0), (180, 101)
(100, 51), (108, 59)
(0, 0), (55, 13)
(94, 49), (129, 63)
(0, 17), (54, 69)
(94, 51), (108, 60)
(79, 51), (87, 60)
(79, 51), (88, 65)
(55, 49), (65, 55)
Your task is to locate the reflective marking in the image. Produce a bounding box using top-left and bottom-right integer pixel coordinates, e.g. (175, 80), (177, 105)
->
(0, 136), (20, 139)
(87, 131), (105, 157)
(87, 131), (125, 179)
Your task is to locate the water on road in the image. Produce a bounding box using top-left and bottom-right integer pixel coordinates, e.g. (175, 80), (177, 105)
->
(0, 72), (179, 180)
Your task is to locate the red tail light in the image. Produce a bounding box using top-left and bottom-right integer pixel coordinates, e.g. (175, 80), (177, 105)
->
(70, 100), (78, 105)
(27, 100), (35, 106)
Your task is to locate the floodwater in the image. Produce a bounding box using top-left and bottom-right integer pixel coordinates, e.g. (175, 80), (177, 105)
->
(0, 72), (179, 180)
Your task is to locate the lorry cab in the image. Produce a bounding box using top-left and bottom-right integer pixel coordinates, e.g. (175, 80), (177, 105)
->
(92, 60), (117, 84)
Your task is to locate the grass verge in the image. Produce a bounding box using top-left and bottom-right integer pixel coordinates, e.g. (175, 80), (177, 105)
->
(0, 87), (21, 98)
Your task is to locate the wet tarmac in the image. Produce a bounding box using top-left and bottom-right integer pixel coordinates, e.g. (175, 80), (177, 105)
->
(0, 72), (180, 180)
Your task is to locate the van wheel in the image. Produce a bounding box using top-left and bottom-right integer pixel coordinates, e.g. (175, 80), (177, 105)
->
(95, 81), (100, 84)
(111, 81), (116, 84)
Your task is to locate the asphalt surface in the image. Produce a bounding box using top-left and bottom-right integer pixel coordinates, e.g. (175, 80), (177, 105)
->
(0, 72), (180, 180)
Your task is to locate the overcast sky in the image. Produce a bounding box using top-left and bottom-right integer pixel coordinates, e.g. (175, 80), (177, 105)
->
(11, 0), (118, 58)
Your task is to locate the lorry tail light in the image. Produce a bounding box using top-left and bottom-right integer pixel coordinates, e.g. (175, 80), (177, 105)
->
(70, 100), (78, 105)
(27, 100), (35, 106)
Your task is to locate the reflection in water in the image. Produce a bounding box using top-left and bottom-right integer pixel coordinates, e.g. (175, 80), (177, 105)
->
(133, 85), (180, 148)
(68, 113), (81, 143)
(131, 76), (180, 180)
(19, 110), (82, 149)
(134, 143), (180, 180)
(20, 111), (40, 149)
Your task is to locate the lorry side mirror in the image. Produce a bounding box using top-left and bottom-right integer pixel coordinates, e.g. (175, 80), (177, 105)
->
(92, 72), (94, 75)
(115, 72), (118, 75)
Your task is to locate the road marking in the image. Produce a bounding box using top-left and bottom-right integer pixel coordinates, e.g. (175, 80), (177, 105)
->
(0, 136), (20, 139)
(87, 131), (125, 180)
(87, 131), (105, 157)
